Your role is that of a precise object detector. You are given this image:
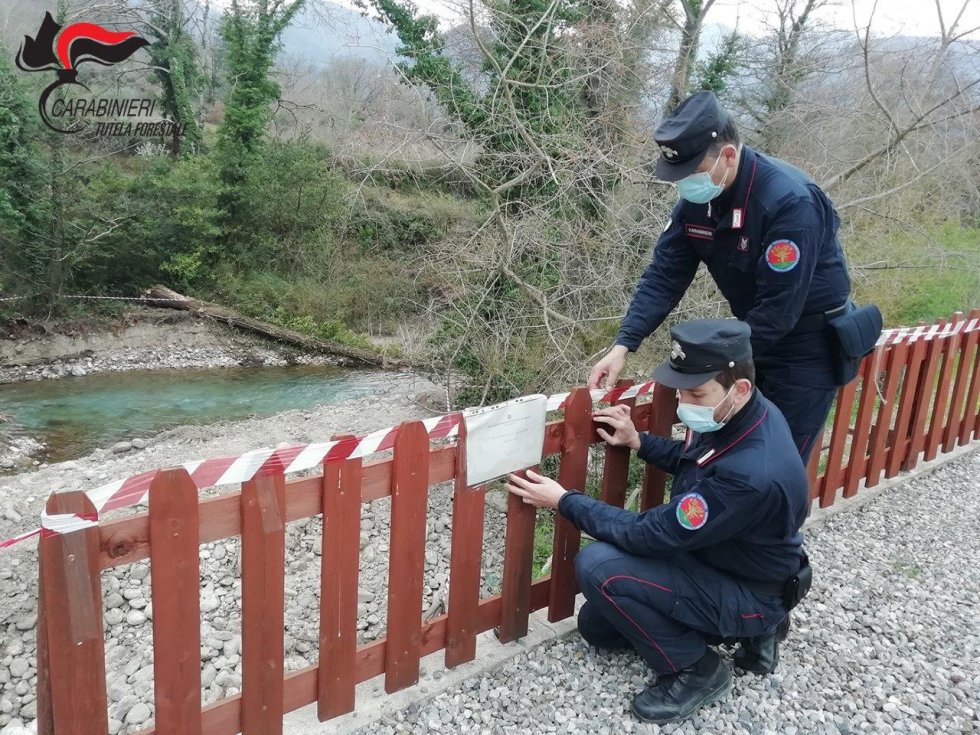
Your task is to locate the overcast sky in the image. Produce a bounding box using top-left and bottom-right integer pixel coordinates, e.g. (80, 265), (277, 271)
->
(709, 0), (980, 40)
(338, 0), (980, 40)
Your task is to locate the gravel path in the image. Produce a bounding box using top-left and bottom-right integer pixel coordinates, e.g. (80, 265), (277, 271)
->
(355, 450), (980, 735)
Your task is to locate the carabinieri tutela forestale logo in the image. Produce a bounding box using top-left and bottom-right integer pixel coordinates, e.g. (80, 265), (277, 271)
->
(15, 11), (183, 138)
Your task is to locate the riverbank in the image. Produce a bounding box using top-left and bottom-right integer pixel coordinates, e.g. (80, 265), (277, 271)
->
(0, 308), (358, 385)
(0, 308), (419, 471)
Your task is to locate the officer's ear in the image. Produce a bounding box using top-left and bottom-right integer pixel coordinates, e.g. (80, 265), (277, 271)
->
(734, 377), (753, 398)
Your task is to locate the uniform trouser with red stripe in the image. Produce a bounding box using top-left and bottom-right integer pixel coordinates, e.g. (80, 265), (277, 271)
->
(574, 542), (787, 675)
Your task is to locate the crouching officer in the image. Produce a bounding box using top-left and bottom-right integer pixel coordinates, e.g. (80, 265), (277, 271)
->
(589, 91), (882, 462)
(508, 319), (812, 725)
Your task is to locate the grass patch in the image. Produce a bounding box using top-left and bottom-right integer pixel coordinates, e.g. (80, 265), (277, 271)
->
(892, 560), (922, 579)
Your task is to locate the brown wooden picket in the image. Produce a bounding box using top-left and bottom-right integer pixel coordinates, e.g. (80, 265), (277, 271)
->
(820, 381), (856, 508)
(641, 382), (678, 510)
(241, 473), (287, 735)
(149, 469), (202, 735)
(843, 358), (877, 498)
(496, 469), (537, 643)
(548, 388), (592, 623)
(384, 421), (430, 693)
(600, 379), (636, 509)
(944, 309), (980, 451)
(37, 491), (108, 735)
(317, 435), (360, 720)
(446, 420), (485, 668)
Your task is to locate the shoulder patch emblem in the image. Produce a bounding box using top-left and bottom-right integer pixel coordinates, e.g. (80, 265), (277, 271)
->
(676, 492), (709, 530)
(765, 240), (800, 272)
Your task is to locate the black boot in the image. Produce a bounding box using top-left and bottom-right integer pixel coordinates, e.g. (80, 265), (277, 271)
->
(631, 649), (733, 725)
(734, 613), (791, 675)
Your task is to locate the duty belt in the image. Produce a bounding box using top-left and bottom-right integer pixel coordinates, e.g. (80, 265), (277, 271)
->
(790, 301), (849, 335)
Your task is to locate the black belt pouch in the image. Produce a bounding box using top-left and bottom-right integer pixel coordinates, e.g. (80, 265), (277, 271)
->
(827, 302), (883, 386)
(782, 554), (813, 611)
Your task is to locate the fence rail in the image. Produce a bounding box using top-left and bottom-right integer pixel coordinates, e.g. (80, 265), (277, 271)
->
(35, 310), (980, 735)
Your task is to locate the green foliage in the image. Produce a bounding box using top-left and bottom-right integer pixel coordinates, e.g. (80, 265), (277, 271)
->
(346, 187), (475, 253)
(0, 46), (49, 292)
(216, 0), (307, 244)
(696, 30), (745, 97)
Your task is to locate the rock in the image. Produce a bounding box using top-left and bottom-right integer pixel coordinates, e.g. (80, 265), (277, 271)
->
(8, 659), (29, 678)
(127, 610), (147, 625)
(200, 596), (220, 613)
(223, 636), (241, 658)
(131, 438), (147, 450)
(105, 592), (124, 609)
(0, 721), (31, 735)
(124, 703), (151, 725)
(104, 609), (124, 626)
(14, 614), (35, 632)
(2, 508), (21, 523)
(110, 442), (132, 454)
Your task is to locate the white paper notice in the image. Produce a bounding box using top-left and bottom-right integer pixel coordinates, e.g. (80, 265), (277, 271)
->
(463, 395), (548, 486)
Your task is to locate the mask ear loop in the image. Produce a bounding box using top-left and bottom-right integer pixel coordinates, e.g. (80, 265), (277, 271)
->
(706, 147), (732, 219)
(715, 383), (738, 425)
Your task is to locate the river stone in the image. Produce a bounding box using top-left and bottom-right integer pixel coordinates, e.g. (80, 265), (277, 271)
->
(126, 610), (146, 626)
(110, 442), (132, 454)
(104, 609), (124, 626)
(124, 703), (151, 725)
(8, 659), (29, 678)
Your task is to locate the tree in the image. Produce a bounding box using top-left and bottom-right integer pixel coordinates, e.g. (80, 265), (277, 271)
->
(665, 0), (716, 112)
(360, 0), (678, 402)
(695, 27), (745, 97)
(0, 43), (49, 299)
(145, 0), (206, 156)
(215, 0), (307, 253)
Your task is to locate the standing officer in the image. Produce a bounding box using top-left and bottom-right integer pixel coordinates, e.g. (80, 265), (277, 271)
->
(589, 90), (855, 461)
(508, 319), (811, 725)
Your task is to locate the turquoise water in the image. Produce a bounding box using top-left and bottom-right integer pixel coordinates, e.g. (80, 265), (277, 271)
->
(0, 365), (394, 462)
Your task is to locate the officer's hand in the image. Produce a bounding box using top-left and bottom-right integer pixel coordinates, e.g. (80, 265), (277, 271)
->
(588, 345), (628, 391)
(505, 469), (568, 509)
(593, 405), (641, 450)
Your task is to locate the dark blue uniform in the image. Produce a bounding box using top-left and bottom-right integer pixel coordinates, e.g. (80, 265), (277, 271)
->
(558, 389), (807, 674)
(616, 146), (851, 458)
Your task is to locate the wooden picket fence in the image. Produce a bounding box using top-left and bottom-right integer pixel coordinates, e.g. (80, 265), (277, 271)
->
(34, 310), (980, 735)
(804, 309), (980, 508)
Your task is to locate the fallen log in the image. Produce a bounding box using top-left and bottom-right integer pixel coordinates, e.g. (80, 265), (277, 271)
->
(143, 285), (409, 370)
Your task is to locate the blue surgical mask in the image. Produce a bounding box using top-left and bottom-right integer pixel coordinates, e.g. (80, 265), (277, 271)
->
(676, 151), (728, 204)
(676, 385), (736, 433)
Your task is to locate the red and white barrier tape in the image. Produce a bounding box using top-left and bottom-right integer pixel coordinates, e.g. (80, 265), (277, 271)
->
(877, 318), (979, 347)
(2, 380), (659, 549)
(5, 317), (980, 550)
